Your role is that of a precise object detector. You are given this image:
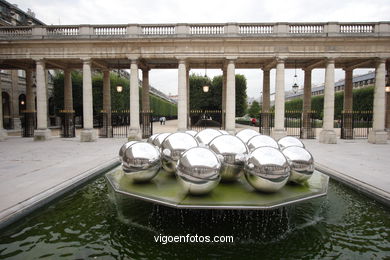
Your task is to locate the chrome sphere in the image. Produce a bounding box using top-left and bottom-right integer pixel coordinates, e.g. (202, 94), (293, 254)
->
(185, 130), (198, 137)
(118, 141), (139, 162)
(278, 136), (305, 149)
(195, 128), (223, 146)
(147, 133), (160, 144)
(209, 135), (248, 182)
(161, 132), (199, 173)
(219, 130), (230, 135)
(122, 142), (161, 183)
(152, 133), (171, 148)
(282, 146), (314, 184)
(247, 135), (279, 152)
(244, 147), (290, 192)
(235, 129), (261, 143)
(176, 147), (221, 195)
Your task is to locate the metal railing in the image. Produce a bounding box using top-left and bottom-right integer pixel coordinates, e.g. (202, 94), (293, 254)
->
(1, 22), (386, 39)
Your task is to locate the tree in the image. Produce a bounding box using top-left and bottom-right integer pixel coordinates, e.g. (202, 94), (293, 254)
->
(248, 101), (260, 118)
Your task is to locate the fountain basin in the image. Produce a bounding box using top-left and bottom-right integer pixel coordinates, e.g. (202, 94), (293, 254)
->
(105, 166), (329, 210)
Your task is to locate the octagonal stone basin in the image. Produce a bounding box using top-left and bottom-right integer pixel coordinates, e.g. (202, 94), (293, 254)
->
(105, 166), (329, 210)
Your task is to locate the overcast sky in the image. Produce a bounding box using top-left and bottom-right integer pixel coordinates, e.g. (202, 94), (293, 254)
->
(12, 0), (390, 99)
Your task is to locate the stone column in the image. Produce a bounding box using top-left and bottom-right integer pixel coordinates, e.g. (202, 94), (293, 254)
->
(342, 68), (353, 138)
(186, 67), (190, 128)
(386, 62), (390, 139)
(128, 59), (141, 140)
(25, 69), (35, 111)
(103, 70), (112, 137)
(319, 58), (337, 144)
(272, 58), (287, 140)
(222, 67), (227, 129)
(262, 68), (271, 135)
(142, 68), (150, 112)
(368, 59), (387, 144)
(34, 60), (51, 140)
(0, 90), (7, 141)
(64, 69), (73, 110)
(80, 59), (97, 142)
(177, 59), (188, 131)
(226, 59), (236, 133)
(10, 70), (21, 129)
(301, 68), (313, 139)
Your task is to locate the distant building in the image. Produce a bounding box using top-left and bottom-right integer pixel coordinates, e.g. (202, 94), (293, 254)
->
(285, 71), (375, 101)
(0, 0), (45, 26)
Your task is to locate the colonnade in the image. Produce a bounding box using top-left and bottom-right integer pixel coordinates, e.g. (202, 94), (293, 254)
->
(2, 57), (387, 144)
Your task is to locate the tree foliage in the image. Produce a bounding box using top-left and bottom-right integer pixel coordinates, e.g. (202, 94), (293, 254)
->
(248, 101), (261, 118)
(190, 73), (247, 116)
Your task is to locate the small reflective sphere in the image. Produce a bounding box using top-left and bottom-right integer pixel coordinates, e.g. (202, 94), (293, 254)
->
(161, 132), (199, 173)
(278, 136), (305, 150)
(122, 142), (161, 183)
(118, 141), (139, 162)
(152, 133), (171, 149)
(235, 129), (261, 143)
(147, 133), (160, 144)
(176, 147), (221, 195)
(244, 147), (290, 192)
(282, 146), (314, 184)
(247, 135), (279, 152)
(219, 130), (230, 135)
(209, 135), (248, 182)
(195, 128), (223, 146)
(185, 130), (198, 137)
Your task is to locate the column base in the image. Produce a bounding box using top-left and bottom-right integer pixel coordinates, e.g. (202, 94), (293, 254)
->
(368, 130), (388, 144)
(225, 128), (236, 135)
(80, 129), (97, 142)
(271, 129), (287, 140)
(128, 128), (142, 141)
(0, 129), (7, 141)
(386, 129), (390, 140)
(177, 127), (187, 133)
(34, 129), (51, 141)
(319, 129), (337, 144)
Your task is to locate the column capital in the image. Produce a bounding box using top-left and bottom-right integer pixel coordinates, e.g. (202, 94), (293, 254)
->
(276, 57), (286, 64)
(81, 58), (92, 65)
(325, 57), (336, 64)
(375, 57), (387, 65)
(177, 59), (187, 65)
(343, 67), (353, 72)
(142, 67), (150, 72)
(34, 59), (45, 66)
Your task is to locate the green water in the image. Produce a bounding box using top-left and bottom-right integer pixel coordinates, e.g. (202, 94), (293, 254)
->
(0, 176), (389, 259)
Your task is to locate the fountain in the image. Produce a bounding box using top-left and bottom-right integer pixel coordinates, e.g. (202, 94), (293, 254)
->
(106, 129), (329, 210)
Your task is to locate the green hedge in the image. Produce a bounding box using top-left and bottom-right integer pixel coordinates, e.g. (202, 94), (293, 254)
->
(53, 71), (177, 117)
(284, 86), (374, 119)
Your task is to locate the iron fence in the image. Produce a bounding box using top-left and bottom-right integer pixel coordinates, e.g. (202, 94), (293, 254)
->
(341, 111), (372, 139)
(259, 112), (274, 135)
(60, 110), (75, 138)
(189, 110), (223, 131)
(140, 111), (153, 139)
(21, 111), (36, 137)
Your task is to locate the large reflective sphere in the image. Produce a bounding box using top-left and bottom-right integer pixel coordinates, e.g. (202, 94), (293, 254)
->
(152, 133), (171, 149)
(247, 135), (279, 152)
(122, 142), (161, 183)
(209, 135), (248, 182)
(235, 129), (260, 143)
(195, 128), (223, 146)
(176, 147), (221, 195)
(185, 130), (198, 137)
(219, 130), (230, 135)
(118, 141), (138, 162)
(244, 147), (290, 192)
(278, 136), (305, 149)
(282, 146), (314, 184)
(147, 133), (159, 144)
(161, 132), (199, 173)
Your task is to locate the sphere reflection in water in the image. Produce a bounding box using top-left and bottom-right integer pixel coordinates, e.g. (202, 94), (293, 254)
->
(161, 132), (199, 173)
(247, 135), (279, 152)
(278, 136), (305, 149)
(122, 142), (161, 183)
(195, 128), (223, 146)
(118, 141), (138, 162)
(282, 146), (314, 184)
(244, 147), (290, 192)
(209, 135), (248, 181)
(235, 128), (261, 143)
(176, 147), (222, 195)
(152, 133), (171, 149)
